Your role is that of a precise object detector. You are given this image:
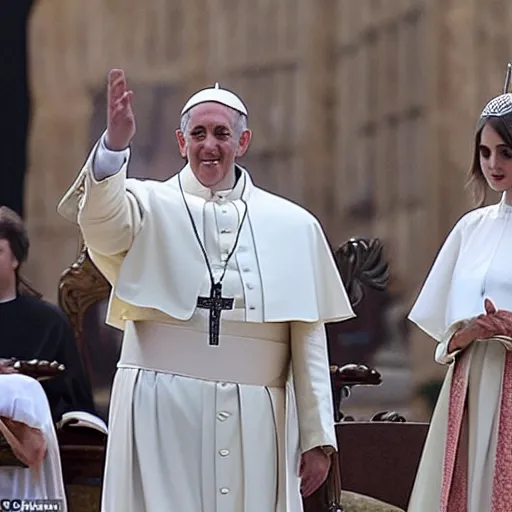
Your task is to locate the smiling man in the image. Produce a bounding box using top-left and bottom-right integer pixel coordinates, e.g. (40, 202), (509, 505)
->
(176, 91), (250, 190)
(57, 69), (355, 512)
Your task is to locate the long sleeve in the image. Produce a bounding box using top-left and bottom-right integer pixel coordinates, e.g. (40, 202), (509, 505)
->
(408, 218), (465, 342)
(57, 135), (144, 259)
(92, 134), (129, 181)
(291, 321), (336, 454)
(434, 320), (466, 365)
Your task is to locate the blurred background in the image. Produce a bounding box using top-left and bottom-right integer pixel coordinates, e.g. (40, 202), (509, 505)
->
(1, 0), (510, 422)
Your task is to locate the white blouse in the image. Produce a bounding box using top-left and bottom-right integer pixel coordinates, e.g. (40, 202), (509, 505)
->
(409, 197), (512, 363)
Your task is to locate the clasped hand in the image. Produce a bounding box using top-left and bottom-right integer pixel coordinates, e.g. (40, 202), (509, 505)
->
(455, 299), (512, 347)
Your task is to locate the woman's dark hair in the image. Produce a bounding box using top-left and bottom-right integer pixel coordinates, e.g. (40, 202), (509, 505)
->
(0, 206), (29, 265)
(467, 113), (512, 206)
(0, 206), (41, 297)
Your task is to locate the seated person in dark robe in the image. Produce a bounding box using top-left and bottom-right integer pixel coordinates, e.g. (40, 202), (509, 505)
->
(0, 206), (95, 422)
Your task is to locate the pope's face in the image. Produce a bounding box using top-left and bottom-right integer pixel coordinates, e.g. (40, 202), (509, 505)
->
(480, 122), (512, 194)
(176, 102), (251, 189)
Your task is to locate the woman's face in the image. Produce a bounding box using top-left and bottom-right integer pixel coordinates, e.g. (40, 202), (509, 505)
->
(479, 122), (512, 194)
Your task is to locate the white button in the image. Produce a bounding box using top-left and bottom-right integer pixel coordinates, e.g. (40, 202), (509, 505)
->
(217, 411), (230, 421)
(221, 228), (232, 234)
(219, 449), (230, 457)
(220, 488), (230, 495)
(243, 267), (250, 272)
(246, 283), (254, 290)
(221, 209), (228, 214)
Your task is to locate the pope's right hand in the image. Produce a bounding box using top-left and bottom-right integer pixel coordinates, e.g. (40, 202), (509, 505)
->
(105, 69), (136, 151)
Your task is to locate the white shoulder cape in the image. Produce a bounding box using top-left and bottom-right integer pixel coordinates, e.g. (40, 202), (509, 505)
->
(58, 153), (355, 330)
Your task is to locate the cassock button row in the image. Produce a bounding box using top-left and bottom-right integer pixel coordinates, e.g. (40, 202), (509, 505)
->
(220, 488), (230, 495)
(219, 449), (230, 457)
(217, 411), (230, 421)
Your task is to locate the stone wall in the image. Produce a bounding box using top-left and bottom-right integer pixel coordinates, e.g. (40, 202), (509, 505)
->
(23, 0), (512, 420)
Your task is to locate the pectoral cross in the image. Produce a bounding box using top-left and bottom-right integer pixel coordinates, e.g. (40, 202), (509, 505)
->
(197, 282), (234, 346)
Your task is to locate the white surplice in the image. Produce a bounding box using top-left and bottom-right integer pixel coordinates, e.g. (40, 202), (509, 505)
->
(57, 136), (355, 512)
(408, 197), (512, 512)
(0, 374), (67, 508)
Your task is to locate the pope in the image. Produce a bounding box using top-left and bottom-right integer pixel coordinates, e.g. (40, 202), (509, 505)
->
(58, 69), (355, 512)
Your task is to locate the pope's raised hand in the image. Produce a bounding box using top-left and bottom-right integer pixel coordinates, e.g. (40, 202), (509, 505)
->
(105, 69), (136, 151)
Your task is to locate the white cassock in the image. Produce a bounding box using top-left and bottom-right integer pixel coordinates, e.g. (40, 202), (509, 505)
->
(407, 197), (512, 512)
(0, 374), (67, 508)
(57, 136), (355, 512)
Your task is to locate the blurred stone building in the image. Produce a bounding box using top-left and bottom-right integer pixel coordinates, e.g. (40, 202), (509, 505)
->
(20, 0), (512, 420)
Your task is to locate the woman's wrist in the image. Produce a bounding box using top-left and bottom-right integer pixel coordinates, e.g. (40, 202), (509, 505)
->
(449, 329), (471, 353)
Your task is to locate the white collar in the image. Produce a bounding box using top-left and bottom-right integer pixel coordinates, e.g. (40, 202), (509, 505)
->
(177, 163), (249, 202)
(499, 192), (512, 214)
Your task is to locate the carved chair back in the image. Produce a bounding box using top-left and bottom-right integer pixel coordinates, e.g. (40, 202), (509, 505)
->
(58, 246), (116, 421)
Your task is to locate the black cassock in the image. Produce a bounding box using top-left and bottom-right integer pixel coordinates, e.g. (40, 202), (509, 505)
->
(0, 294), (95, 422)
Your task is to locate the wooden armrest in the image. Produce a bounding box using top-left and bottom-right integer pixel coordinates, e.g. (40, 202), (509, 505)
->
(325, 452), (344, 511)
(330, 364), (382, 388)
(371, 411), (406, 423)
(330, 364), (383, 423)
(0, 358), (65, 382)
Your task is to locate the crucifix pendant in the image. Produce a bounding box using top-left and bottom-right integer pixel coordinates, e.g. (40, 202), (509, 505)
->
(197, 282), (234, 346)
